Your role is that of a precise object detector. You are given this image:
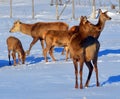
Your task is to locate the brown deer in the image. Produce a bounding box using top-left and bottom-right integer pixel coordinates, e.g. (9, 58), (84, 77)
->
(68, 9), (111, 89)
(69, 34), (100, 89)
(6, 36), (26, 66)
(70, 9), (111, 39)
(43, 16), (87, 62)
(82, 9), (111, 39)
(9, 20), (69, 55)
(43, 30), (74, 62)
(62, 9), (111, 58)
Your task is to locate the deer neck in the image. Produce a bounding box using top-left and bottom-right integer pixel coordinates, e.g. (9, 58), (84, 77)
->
(96, 17), (106, 32)
(19, 48), (25, 57)
(68, 30), (77, 39)
(20, 23), (32, 36)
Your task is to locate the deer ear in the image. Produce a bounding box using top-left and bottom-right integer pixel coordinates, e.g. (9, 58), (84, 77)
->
(82, 16), (87, 24)
(104, 11), (108, 14)
(80, 16), (83, 21)
(16, 20), (22, 24)
(84, 16), (87, 20)
(99, 9), (102, 14)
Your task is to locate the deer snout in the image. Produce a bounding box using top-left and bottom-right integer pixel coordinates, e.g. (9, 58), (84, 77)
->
(9, 28), (13, 33)
(109, 17), (112, 20)
(9, 27), (16, 33)
(22, 61), (25, 64)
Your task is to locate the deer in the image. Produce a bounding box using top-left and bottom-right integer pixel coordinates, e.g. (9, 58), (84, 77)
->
(82, 9), (111, 39)
(70, 9), (111, 39)
(67, 9), (111, 89)
(69, 33), (100, 89)
(43, 30), (74, 62)
(43, 16), (87, 62)
(9, 20), (69, 55)
(60, 9), (111, 58)
(6, 36), (26, 66)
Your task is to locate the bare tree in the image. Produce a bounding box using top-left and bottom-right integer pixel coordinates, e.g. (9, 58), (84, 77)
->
(119, 0), (120, 13)
(51, 0), (54, 5)
(10, 0), (12, 18)
(32, 0), (34, 19)
(72, 0), (75, 19)
(51, 0), (63, 5)
(91, 0), (96, 19)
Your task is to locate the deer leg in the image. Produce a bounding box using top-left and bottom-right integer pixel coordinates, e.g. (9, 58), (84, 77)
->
(73, 59), (78, 88)
(18, 54), (20, 64)
(61, 47), (65, 55)
(12, 52), (16, 66)
(26, 38), (39, 55)
(49, 46), (56, 61)
(84, 61), (93, 88)
(93, 59), (99, 87)
(43, 46), (50, 62)
(40, 39), (45, 52)
(8, 50), (11, 65)
(18, 53), (21, 65)
(65, 46), (69, 61)
(79, 60), (84, 89)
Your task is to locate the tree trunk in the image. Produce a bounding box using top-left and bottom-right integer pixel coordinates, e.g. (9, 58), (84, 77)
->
(91, 0), (96, 19)
(72, 0), (75, 19)
(10, 0), (12, 18)
(32, 0), (34, 19)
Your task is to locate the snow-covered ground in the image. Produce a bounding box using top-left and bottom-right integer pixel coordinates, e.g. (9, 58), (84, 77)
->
(0, 0), (120, 99)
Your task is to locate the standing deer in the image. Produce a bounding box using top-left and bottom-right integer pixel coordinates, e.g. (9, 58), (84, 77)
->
(68, 9), (111, 89)
(69, 34), (100, 89)
(6, 36), (26, 66)
(9, 20), (69, 55)
(43, 30), (75, 62)
(70, 9), (111, 39)
(81, 9), (111, 39)
(62, 9), (111, 60)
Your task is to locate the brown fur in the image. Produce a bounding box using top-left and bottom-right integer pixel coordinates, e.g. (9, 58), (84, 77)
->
(43, 30), (76, 62)
(70, 9), (111, 39)
(69, 25), (79, 33)
(80, 9), (111, 39)
(68, 10), (112, 88)
(6, 36), (26, 66)
(9, 20), (69, 55)
(69, 33), (100, 89)
(43, 16), (87, 62)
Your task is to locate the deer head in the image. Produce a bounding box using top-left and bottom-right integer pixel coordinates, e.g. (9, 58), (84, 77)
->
(9, 20), (22, 33)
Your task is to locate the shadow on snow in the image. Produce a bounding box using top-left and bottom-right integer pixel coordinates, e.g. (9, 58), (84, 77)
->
(26, 55), (44, 64)
(101, 75), (120, 86)
(54, 48), (120, 57)
(0, 60), (10, 68)
(26, 55), (50, 64)
(98, 49), (120, 57)
(0, 48), (120, 67)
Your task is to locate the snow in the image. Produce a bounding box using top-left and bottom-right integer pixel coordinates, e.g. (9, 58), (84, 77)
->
(0, 0), (120, 99)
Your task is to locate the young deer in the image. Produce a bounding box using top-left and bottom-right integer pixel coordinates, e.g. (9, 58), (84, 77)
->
(69, 34), (100, 89)
(6, 36), (26, 66)
(9, 20), (69, 55)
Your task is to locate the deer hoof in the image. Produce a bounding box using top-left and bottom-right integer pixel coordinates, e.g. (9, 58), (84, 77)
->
(26, 50), (30, 56)
(75, 84), (78, 89)
(97, 82), (100, 87)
